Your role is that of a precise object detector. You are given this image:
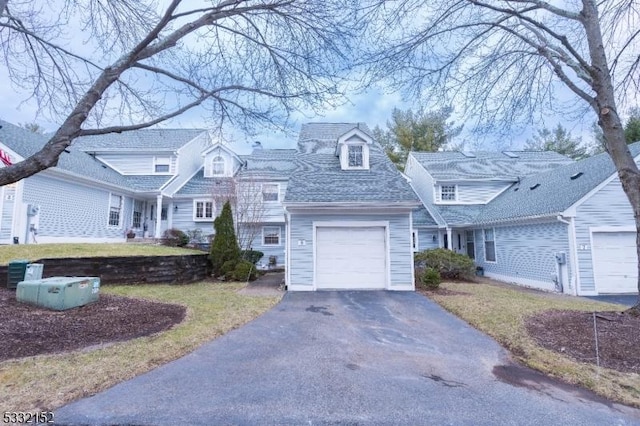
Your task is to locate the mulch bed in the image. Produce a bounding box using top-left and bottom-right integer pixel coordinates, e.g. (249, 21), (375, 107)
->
(0, 287), (186, 362)
(526, 310), (640, 374)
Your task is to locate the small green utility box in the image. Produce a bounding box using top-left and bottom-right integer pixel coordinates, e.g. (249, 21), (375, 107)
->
(17, 277), (100, 311)
(7, 259), (29, 289)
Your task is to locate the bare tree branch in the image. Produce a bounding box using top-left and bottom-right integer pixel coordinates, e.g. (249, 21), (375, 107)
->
(0, 0), (359, 185)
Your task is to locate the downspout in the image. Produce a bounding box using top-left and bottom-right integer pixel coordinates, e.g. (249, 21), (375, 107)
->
(557, 215), (578, 296)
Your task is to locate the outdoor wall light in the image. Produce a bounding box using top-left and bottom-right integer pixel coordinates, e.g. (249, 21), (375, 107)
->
(174, 205), (179, 212)
(432, 235), (437, 242)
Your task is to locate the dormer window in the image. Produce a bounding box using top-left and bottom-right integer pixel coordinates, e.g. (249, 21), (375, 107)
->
(262, 183), (279, 202)
(440, 185), (457, 201)
(212, 156), (225, 176)
(154, 156), (171, 174)
(348, 145), (364, 167)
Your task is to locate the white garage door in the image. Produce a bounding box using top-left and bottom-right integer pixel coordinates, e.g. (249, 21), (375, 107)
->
(592, 231), (638, 294)
(315, 226), (387, 289)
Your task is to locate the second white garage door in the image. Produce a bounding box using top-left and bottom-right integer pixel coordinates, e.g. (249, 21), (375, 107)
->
(592, 231), (638, 294)
(315, 226), (387, 289)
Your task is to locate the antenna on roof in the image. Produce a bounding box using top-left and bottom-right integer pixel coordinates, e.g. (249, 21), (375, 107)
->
(252, 141), (263, 150)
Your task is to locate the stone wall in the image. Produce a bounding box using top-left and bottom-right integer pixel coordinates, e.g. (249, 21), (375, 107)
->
(0, 254), (210, 287)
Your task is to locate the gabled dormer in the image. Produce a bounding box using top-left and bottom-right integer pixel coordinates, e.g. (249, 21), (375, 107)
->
(202, 143), (243, 177)
(335, 128), (372, 170)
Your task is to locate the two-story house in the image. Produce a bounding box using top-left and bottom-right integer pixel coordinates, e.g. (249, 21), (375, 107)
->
(405, 147), (640, 296)
(0, 119), (420, 291)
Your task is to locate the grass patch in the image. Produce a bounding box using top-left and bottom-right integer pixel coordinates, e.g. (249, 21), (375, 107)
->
(425, 281), (640, 407)
(0, 243), (203, 265)
(0, 282), (280, 412)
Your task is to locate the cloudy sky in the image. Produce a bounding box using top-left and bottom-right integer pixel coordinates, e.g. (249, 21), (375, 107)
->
(0, 1), (603, 152)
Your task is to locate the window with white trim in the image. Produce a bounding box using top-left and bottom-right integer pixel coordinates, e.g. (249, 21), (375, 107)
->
(484, 228), (496, 262)
(348, 145), (364, 167)
(263, 226), (280, 245)
(211, 156), (225, 176)
(108, 194), (123, 227)
(262, 183), (279, 202)
(132, 200), (143, 229)
(193, 200), (215, 221)
(440, 185), (457, 201)
(466, 230), (475, 259)
(154, 156), (171, 174)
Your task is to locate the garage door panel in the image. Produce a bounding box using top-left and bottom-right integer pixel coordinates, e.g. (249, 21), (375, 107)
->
(316, 226), (387, 289)
(593, 232), (637, 294)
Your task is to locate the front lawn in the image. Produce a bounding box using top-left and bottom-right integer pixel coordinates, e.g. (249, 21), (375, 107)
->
(0, 243), (203, 265)
(422, 281), (640, 407)
(0, 282), (280, 412)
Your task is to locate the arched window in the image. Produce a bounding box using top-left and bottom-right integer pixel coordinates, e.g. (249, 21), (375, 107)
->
(212, 156), (225, 176)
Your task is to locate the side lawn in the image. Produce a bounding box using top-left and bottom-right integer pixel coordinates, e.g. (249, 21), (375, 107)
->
(0, 243), (203, 265)
(423, 281), (640, 407)
(0, 282), (280, 412)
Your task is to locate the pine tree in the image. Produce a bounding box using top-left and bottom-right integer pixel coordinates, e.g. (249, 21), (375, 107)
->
(210, 200), (240, 276)
(524, 124), (588, 160)
(624, 107), (640, 144)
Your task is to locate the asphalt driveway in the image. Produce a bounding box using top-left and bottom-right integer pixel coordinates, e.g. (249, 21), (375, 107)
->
(56, 291), (640, 425)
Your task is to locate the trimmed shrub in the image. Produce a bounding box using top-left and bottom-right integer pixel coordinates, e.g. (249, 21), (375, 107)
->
(221, 260), (238, 280)
(241, 249), (264, 265)
(419, 267), (441, 289)
(414, 248), (474, 280)
(210, 201), (241, 276)
(162, 228), (189, 247)
(233, 260), (257, 281)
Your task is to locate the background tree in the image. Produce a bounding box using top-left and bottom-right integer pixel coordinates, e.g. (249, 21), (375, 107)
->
(372, 107), (462, 169)
(625, 108), (640, 144)
(210, 200), (240, 277)
(210, 176), (266, 254)
(0, 0), (359, 186)
(366, 0), (640, 310)
(19, 122), (45, 135)
(524, 124), (588, 160)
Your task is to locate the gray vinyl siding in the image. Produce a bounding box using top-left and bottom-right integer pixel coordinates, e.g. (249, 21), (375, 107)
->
(435, 181), (511, 204)
(97, 153), (177, 175)
(289, 212), (413, 288)
(21, 174), (132, 240)
(247, 224), (286, 267)
(474, 221), (570, 290)
(170, 199), (215, 237)
(0, 184), (16, 242)
(417, 228), (439, 251)
(574, 176), (634, 293)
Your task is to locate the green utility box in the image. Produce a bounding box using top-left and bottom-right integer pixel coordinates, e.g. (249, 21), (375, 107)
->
(7, 259), (30, 289)
(17, 277), (100, 311)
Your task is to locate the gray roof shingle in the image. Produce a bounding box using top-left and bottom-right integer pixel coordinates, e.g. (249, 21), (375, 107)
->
(238, 149), (298, 179)
(0, 119), (134, 189)
(284, 143), (419, 204)
(476, 143), (640, 224)
(412, 151), (574, 180)
(413, 206), (438, 227)
(75, 128), (206, 151)
(176, 170), (235, 196)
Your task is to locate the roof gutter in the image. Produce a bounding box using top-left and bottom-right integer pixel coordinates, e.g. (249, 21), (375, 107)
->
(283, 201), (420, 210)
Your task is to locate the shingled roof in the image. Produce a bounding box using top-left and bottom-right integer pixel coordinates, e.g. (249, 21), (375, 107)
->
(285, 131), (419, 205)
(411, 151), (574, 180)
(75, 128), (206, 151)
(476, 143), (640, 224)
(0, 119), (133, 189)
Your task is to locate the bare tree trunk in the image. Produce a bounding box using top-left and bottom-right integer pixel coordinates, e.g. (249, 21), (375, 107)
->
(582, 0), (640, 311)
